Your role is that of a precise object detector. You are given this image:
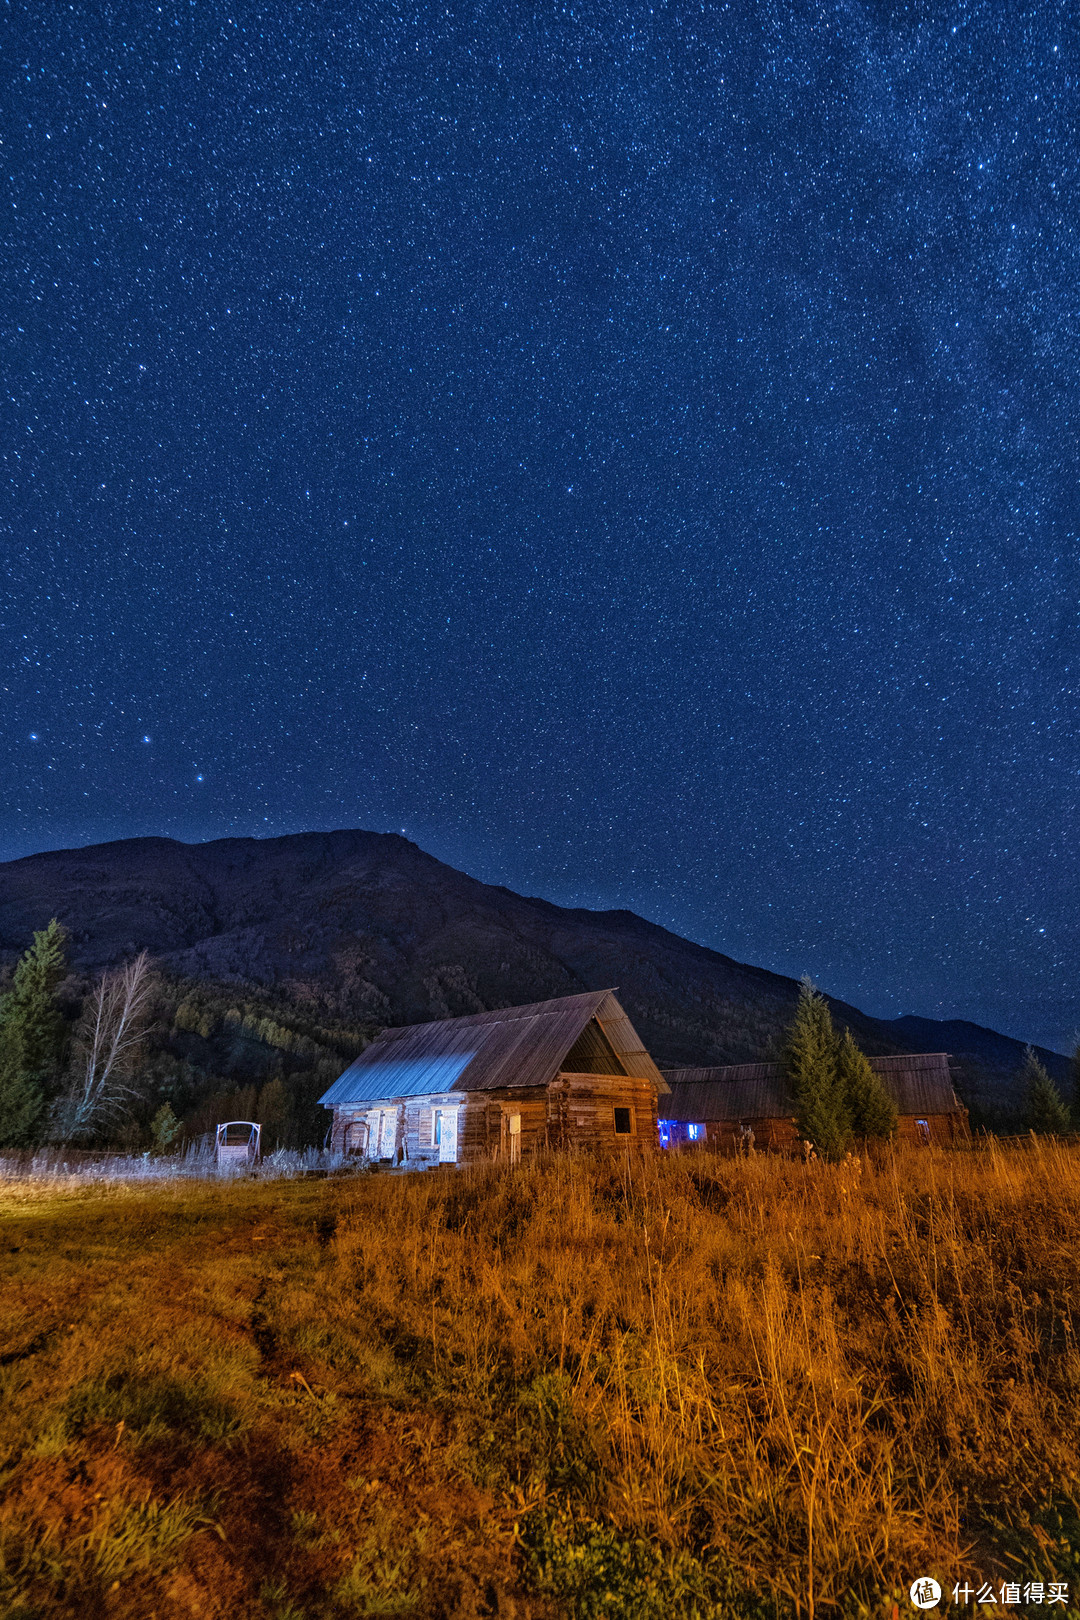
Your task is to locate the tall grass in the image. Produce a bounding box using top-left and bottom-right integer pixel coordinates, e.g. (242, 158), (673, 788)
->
(0, 1143), (348, 1198)
(2, 1141), (1079, 1617)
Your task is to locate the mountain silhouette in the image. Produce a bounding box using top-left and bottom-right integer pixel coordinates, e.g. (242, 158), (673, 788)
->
(0, 829), (1063, 1109)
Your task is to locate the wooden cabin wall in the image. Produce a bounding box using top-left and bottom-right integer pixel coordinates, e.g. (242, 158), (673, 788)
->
(691, 1117), (799, 1154)
(331, 1075), (662, 1166)
(546, 1074), (658, 1153)
(332, 1097), (470, 1167)
(665, 1112), (970, 1155)
(329, 1107), (358, 1155)
(331, 1091), (559, 1167)
(332, 1079), (659, 1166)
(330, 1102), (405, 1160)
(404, 1100), (439, 1169)
(456, 1076), (659, 1163)
(895, 1111), (970, 1145)
(332, 1095), (969, 1166)
(456, 1089), (550, 1165)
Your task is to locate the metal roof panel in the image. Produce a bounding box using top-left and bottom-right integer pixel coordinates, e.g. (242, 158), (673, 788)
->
(660, 1054), (963, 1121)
(319, 990), (664, 1106)
(318, 1051), (478, 1106)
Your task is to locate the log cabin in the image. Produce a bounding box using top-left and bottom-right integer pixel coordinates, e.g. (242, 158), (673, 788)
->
(320, 989), (668, 1167)
(659, 1053), (969, 1152)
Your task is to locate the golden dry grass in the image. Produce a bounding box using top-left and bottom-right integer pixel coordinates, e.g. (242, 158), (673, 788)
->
(1, 1141), (1079, 1618)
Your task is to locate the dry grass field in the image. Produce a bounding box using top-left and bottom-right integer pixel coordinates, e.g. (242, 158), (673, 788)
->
(2, 1142), (1079, 1619)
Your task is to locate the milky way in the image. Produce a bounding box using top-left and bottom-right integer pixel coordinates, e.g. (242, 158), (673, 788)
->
(3, 2), (1078, 1049)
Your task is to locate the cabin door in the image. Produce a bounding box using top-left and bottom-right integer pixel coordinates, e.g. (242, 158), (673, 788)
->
(438, 1107), (458, 1164)
(344, 1119), (368, 1156)
(508, 1112), (521, 1166)
(375, 1110), (396, 1160)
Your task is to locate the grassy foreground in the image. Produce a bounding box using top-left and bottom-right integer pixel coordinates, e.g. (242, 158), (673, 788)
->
(2, 1145), (1080, 1619)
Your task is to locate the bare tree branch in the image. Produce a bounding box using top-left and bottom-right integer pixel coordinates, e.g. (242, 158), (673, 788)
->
(54, 952), (156, 1141)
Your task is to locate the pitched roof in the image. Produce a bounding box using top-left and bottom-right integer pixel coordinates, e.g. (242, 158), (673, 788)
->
(660, 1053), (963, 1122)
(859, 1053), (966, 1115)
(661, 1073), (791, 1122)
(320, 990), (668, 1106)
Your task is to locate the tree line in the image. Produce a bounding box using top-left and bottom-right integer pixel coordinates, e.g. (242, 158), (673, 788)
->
(0, 921), (370, 1153)
(781, 976), (1077, 1158)
(1, 922), (1075, 1153)
(0, 923), (298, 1151)
(0, 920), (158, 1148)
(782, 978), (898, 1157)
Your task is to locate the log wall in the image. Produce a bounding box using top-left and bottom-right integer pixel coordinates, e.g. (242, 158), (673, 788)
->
(895, 1110), (970, 1145)
(701, 1116), (800, 1153)
(545, 1073), (658, 1155)
(328, 1072), (660, 1166)
(661, 1111), (969, 1155)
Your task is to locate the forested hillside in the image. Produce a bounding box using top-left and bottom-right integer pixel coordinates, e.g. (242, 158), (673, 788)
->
(0, 829), (1066, 1143)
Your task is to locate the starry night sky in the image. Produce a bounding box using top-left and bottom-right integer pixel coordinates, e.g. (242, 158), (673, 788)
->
(4, 2), (1078, 1050)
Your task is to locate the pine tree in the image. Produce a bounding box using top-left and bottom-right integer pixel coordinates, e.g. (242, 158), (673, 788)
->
(0, 1040), (44, 1147)
(0, 920), (69, 1147)
(1021, 1047), (1071, 1135)
(6, 919), (68, 1087)
(837, 1029), (898, 1140)
(150, 1102), (180, 1155)
(1070, 1039), (1080, 1127)
(782, 977), (851, 1160)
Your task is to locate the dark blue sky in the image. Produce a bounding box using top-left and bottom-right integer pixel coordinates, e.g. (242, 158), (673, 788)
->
(3, 1), (1078, 1050)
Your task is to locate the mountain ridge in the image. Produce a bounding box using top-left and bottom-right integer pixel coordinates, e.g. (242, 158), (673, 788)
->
(0, 828), (1065, 1112)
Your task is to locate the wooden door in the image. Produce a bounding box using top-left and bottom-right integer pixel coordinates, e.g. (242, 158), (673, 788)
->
(438, 1108), (458, 1164)
(344, 1119), (368, 1156)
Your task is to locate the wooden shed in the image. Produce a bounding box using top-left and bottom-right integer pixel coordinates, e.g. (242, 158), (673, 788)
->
(660, 1053), (969, 1152)
(320, 990), (668, 1168)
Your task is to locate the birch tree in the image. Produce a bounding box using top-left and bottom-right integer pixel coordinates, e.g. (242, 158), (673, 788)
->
(55, 952), (156, 1141)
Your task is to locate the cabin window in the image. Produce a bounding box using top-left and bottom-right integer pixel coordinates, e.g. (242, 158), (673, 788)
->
(916, 1119), (931, 1144)
(686, 1123), (706, 1142)
(658, 1120), (673, 1149)
(433, 1109), (442, 1147)
(614, 1107), (632, 1135)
